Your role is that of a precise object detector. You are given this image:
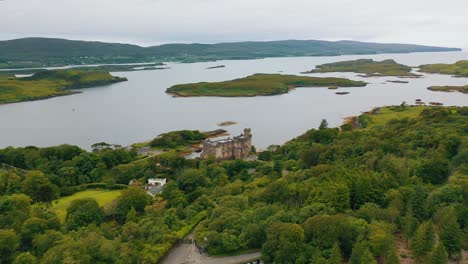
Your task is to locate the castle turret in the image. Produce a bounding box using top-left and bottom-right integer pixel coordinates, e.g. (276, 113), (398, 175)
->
(244, 128), (251, 138)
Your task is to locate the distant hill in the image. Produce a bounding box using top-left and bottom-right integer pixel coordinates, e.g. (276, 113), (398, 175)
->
(0, 37), (461, 69)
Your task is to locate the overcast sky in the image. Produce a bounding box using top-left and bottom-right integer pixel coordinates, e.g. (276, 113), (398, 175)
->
(1, 0), (467, 48)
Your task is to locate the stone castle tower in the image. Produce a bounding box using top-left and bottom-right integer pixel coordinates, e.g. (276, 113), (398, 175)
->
(201, 128), (252, 159)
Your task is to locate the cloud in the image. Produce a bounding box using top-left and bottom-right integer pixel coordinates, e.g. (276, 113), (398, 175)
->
(0, 0), (467, 48)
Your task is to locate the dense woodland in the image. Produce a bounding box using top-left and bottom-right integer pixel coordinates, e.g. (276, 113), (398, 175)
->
(0, 38), (460, 68)
(0, 106), (466, 263)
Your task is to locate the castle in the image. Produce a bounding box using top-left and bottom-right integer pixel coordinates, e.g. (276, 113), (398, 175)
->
(201, 128), (252, 159)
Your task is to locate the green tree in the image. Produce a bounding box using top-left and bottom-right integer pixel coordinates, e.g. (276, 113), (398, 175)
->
(20, 217), (48, 246)
(430, 243), (448, 264)
(126, 207), (138, 223)
(401, 207), (417, 247)
(368, 221), (395, 263)
(13, 252), (37, 264)
(416, 158), (450, 184)
(0, 194), (31, 230)
(328, 243), (343, 264)
(21, 171), (58, 203)
(311, 247), (327, 264)
(319, 119), (329, 130)
(0, 229), (20, 264)
(32, 230), (64, 257)
(386, 248), (400, 264)
(350, 241), (376, 264)
(262, 222), (305, 264)
(439, 210), (463, 260)
(114, 187), (152, 223)
(410, 221), (435, 263)
(177, 168), (209, 193)
(66, 198), (103, 230)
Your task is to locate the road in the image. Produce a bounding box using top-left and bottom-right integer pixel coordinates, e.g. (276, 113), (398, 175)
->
(160, 232), (261, 264)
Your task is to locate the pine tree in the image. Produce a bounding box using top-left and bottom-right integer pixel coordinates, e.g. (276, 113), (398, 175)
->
(440, 215), (463, 260)
(430, 243), (448, 264)
(361, 246), (377, 264)
(126, 207), (138, 223)
(319, 119), (328, 130)
(402, 207), (417, 247)
(311, 247), (327, 264)
(350, 241), (377, 264)
(386, 249), (400, 264)
(328, 243), (342, 264)
(410, 222), (435, 263)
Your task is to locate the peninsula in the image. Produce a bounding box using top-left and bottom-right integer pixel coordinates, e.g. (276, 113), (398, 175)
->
(0, 38), (461, 69)
(302, 59), (419, 77)
(428, 85), (468, 94)
(166, 73), (367, 97)
(0, 69), (127, 104)
(418, 60), (468, 77)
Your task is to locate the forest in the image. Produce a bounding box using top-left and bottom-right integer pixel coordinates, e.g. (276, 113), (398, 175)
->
(0, 38), (460, 69)
(0, 105), (466, 263)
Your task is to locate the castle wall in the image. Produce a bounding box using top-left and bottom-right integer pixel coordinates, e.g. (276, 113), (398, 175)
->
(201, 129), (252, 159)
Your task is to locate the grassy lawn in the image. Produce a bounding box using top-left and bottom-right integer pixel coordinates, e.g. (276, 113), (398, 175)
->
(364, 106), (427, 129)
(305, 59), (417, 77)
(51, 189), (122, 222)
(166, 73), (366, 97)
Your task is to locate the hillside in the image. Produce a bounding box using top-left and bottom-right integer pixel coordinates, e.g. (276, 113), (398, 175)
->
(0, 38), (461, 68)
(0, 105), (466, 263)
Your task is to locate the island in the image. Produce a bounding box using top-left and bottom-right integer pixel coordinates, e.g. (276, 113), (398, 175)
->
(418, 60), (468, 77)
(166, 73), (367, 97)
(302, 59), (420, 77)
(428, 85), (468, 94)
(206, 65), (226, 69)
(0, 69), (127, 104)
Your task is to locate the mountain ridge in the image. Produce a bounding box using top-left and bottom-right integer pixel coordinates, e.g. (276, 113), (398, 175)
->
(0, 37), (462, 68)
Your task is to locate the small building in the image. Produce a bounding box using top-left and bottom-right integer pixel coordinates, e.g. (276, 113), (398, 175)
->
(145, 178), (167, 197)
(137, 147), (152, 156)
(201, 128), (252, 160)
(148, 178), (167, 187)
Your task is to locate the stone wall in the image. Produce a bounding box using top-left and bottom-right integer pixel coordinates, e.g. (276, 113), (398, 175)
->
(201, 128), (252, 159)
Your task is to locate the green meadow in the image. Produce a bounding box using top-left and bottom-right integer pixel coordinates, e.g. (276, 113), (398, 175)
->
(51, 189), (123, 222)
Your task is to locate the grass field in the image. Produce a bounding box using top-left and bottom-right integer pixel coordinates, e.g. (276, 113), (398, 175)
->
(364, 106), (427, 128)
(419, 60), (468, 77)
(304, 59), (418, 77)
(166, 73), (366, 97)
(51, 189), (122, 222)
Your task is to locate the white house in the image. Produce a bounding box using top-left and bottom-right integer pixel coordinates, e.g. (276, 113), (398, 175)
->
(146, 178), (167, 197)
(148, 178), (166, 187)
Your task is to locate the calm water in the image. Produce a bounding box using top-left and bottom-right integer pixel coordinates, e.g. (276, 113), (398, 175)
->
(1, 52), (467, 150)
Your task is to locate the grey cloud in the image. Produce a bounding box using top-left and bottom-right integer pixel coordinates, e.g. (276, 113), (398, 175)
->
(0, 0), (467, 48)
